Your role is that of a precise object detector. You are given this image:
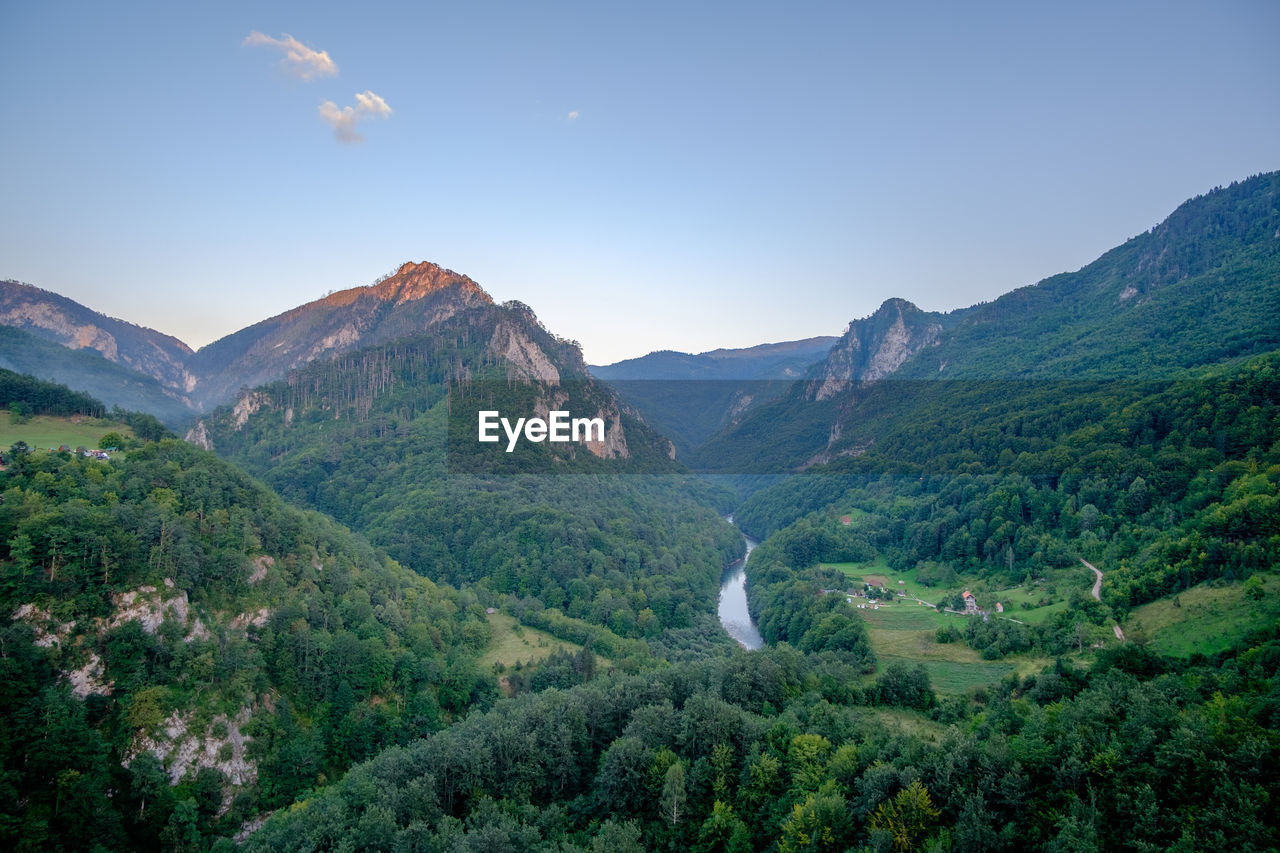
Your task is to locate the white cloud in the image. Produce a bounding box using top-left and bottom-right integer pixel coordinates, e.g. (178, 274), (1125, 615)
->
(319, 91), (393, 143)
(354, 91), (392, 118)
(567, 110), (580, 121)
(244, 31), (337, 80)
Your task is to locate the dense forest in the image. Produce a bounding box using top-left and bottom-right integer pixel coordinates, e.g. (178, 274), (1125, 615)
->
(243, 637), (1280, 852)
(0, 437), (502, 850)
(735, 354), (1279, 624)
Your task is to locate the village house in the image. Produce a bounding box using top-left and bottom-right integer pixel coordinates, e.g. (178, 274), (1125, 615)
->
(962, 590), (978, 614)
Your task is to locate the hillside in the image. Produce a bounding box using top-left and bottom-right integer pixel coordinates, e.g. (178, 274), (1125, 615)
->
(0, 326), (195, 428)
(190, 300), (744, 654)
(0, 438), (497, 850)
(693, 172), (1280, 472)
(0, 280), (194, 394)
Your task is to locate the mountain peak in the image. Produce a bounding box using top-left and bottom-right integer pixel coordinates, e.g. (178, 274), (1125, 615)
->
(809, 299), (943, 399)
(374, 261), (491, 305)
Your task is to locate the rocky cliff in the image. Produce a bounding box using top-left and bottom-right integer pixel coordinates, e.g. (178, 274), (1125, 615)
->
(807, 298), (943, 400)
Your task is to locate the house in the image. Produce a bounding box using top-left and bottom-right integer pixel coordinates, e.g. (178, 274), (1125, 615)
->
(840, 515), (852, 525)
(995, 602), (1004, 613)
(962, 591), (978, 614)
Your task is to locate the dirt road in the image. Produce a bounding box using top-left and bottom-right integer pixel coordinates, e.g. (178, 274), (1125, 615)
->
(1080, 558), (1126, 641)
(1081, 559), (1103, 601)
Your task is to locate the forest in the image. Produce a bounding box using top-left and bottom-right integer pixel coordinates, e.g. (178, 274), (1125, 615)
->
(736, 353), (1280, 618)
(0, 436), (504, 850)
(197, 320), (746, 652)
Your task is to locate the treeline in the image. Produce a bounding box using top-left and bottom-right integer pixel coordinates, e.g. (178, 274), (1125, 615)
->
(244, 634), (1280, 852)
(107, 406), (171, 442)
(0, 367), (106, 418)
(0, 440), (495, 850)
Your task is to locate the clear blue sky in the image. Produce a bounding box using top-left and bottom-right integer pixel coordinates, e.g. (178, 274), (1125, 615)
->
(2, 1), (1277, 364)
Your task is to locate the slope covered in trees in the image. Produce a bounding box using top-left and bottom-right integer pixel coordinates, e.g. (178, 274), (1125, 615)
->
(0, 438), (498, 850)
(736, 353), (1280, 617)
(197, 308), (745, 650)
(689, 172), (1280, 473)
(0, 326), (195, 428)
(244, 636), (1280, 852)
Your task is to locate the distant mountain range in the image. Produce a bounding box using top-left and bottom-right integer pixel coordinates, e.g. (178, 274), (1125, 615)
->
(2, 171), (1278, 466)
(590, 337), (836, 382)
(587, 337), (836, 454)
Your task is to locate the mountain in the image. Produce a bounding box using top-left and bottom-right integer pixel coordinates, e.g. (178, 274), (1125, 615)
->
(185, 261), (493, 411)
(188, 289), (681, 473)
(696, 171), (1280, 472)
(803, 298), (946, 400)
(590, 337), (836, 382)
(0, 325), (196, 427)
(0, 280), (195, 394)
(186, 290), (743, 648)
(0, 282), (198, 425)
(0, 262), (512, 416)
(589, 337), (836, 454)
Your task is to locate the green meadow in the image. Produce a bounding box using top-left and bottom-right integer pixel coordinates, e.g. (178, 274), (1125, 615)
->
(1, 411), (131, 453)
(479, 611), (608, 672)
(848, 599), (1044, 693)
(1123, 578), (1280, 658)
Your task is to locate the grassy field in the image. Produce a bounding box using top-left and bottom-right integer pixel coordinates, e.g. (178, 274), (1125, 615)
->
(878, 656), (1019, 693)
(479, 611), (608, 671)
(823, 557), (933, 602)
(0, 411), (131, 452)
(849, 598), (1057, 693)
(824, 556), (1090, 630)
(995, 585), (1072, 625)
(1123, 577), (1280, 658)
(858, 706), (949, 743)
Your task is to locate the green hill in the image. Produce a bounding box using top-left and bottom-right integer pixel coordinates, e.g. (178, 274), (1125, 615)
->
(695, 172), (1280, 473)
(0, 438), (496, 850)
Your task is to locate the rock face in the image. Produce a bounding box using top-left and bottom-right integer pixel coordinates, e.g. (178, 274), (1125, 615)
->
(807, 298), (943, 400)
(0, 280), (195, 393)
(491, 318), (562, 384)
(185, 420), (213, 450)
(128, 706), (259, 796)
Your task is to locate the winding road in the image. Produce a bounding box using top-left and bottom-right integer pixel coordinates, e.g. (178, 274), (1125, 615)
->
(1081, 559), (1104, 601)
(1080, 558), (1126, 641)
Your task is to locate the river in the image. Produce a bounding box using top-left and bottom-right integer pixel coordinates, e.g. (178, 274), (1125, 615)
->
(718, 519), (764, 650)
